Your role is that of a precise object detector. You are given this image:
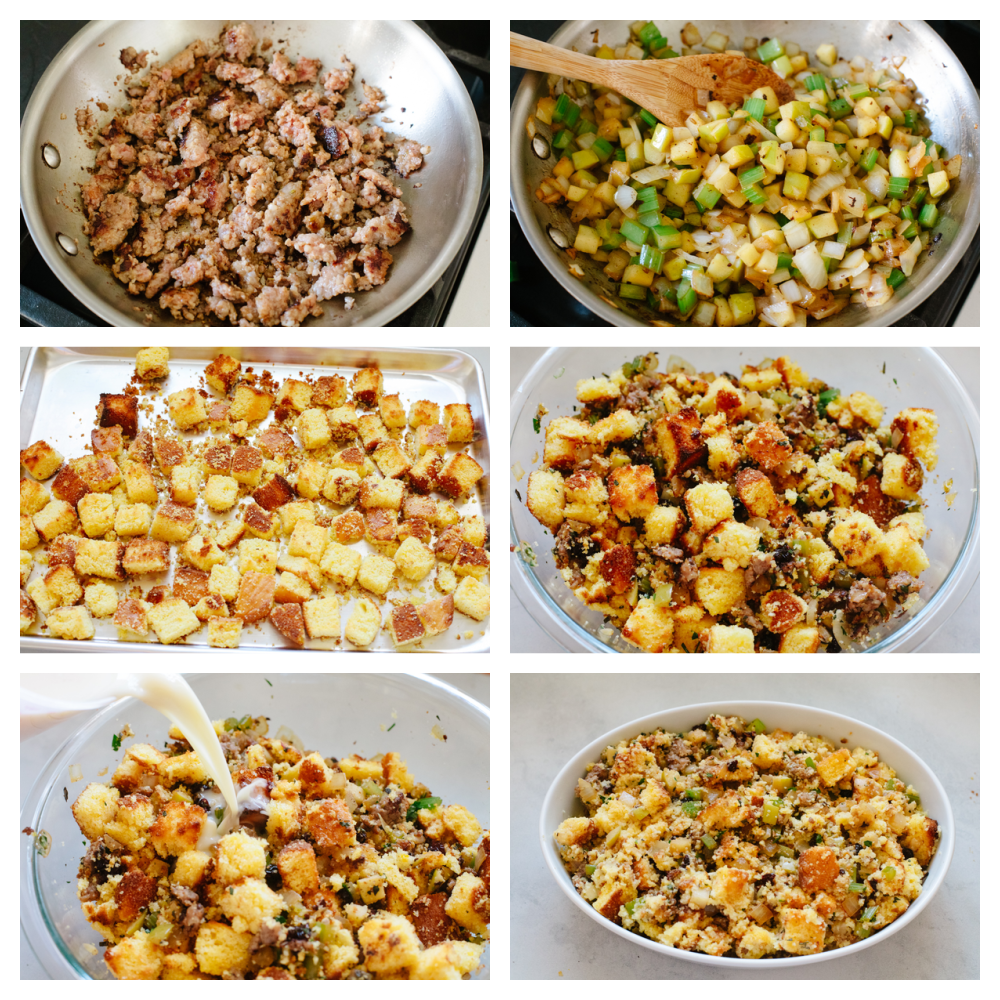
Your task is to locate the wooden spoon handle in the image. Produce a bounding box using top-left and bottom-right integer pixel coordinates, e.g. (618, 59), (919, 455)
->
(510, 32), (610, 86)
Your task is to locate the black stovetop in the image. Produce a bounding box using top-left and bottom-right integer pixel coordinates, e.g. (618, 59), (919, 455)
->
(511, 20), (979, 328)
(20, 20), (489, 327)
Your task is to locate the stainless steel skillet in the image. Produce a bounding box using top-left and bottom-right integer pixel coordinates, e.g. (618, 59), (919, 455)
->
(21, 20), (483, 327)
(511, 20), (979, 327)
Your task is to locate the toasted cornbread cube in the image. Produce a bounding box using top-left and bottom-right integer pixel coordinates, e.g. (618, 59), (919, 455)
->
(51, 466), (91, 507)
(113, 502), (151, 538)
(407, 451), (441, 494)
(319, 541), (362, 587)
(358, 413), (391, 453)
(702, 519), (762, 572)
(274, 571), (312, 603)
(779, 623), (821, 653)
(829, 510), (885, 568)
(328, 404), (359, 440)
(643, 505), (684, 546)
(231, 445), (263, 487)
(445, 873), (489, 935)
(252, 474), (295, 513)
(204, 353), (241, 393)
(389, 603), (425, 648)
(173, 565), (210, 606)
(277, 553), (323, 590)
(844, 391), (884, 429)
(257, 428), (295, 463)
(672, 605), (716, 653)
(881, 452), (924, 501)
(238, 539), (278, 575)
(576, 376), (621, 403)
(230, 384), (274, 423)
(434, 501), (461, 529)
(437, 452), (484, 498)
(123, 538), (170, 576)
(378, 393), (406, 429)
(21, 513), (40, 549)
(685, 482), (734, 534)
(340, 598), (379, 646)
(321, 469), (362, 505)
(890, 408), (938, 471)
(276, 841), (319, 896)
(561, 469), (610, 527)
(457, 516), (486, 551)
(735, 468), (778, 517)
(278, 499), (316, 535)
(303, 596), (341, 639)
(608, 464), (658, 521)
(167, 387), (208, 430)
(213, 518), (245, 549)
(135, 346), (169, 380)
(453, 576), (489, 621)
(412, 424), (447, 459)
(393, 536), (435, 582)
(707, 429), (741, 480)
(287, 520), (328, 564)
(91, 425), (124, 459)
(207, 616), (243, 648)
(20, 478), (50, 516)
(739, 366), (782, 392)
(357, 553), (395, 595)
(20, 589), (36, 633)
(193, 594), (228, 621)
(591, 409), (641, 448)
(297, 408), (332, 450)
(650, 407), (706, 477)
(332, 510), (365, 545)
(170, 465), (203, 505)
(542, 417), (590, 470)
(40, 564), (83, 610)
(204, 475), (239, 512)
(705, 623), (754, 653)
(437, 403), (474, 446)
(699, 376), (747, 422)
(234, 570), (275, 624)
(46, 605), (95, 640)
(208, 401), (230, 431)
(744, 420), (793, 471)
(154, 437), (187, 477)
(180, 533), (224, 572)
(312, 374), (348, 408)
(330, 447), (371, 479)
(209, 564), (240, 601)
(434, 526), (464, 563)
(773, 355), (809, 389)
(780, 907), (825, 956)
(21, 440), (64, 481)
(435, 563), (458, 595)
(72, 455), (122, 493)
(526, 469), (565, 531)
(881, 520), (930, 576)
(453, 542), (489, 581)
(363, 478), (406, 511)
(84, 581), (118, 619)
(622, 598), (673, 653)
(26, 577), (57, 615)
(295, 459), (328, 500)
(695, 566), (746, 616)
(357, 914), (422, 975)
(759, 590), (808, 633)
(351, 367), (383, 407)
(270, 603), (306, 647)
(74, 539), (125, 580)
(373, 440), (413, 480)
(151, 502), (196, 543)
(405, 400), (437, 429)
(195, 920), (252, 977)
(120, 460), (158, 506)
(275, 379), (313, 420)
(97, 393), (140, 438)
(20, 550), (33, 587)
(363, 508), (398, 549)
(414, 595), (452, 638)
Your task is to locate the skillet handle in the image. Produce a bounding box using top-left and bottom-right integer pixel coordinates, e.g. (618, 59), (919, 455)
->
(509, 32), (609, 88)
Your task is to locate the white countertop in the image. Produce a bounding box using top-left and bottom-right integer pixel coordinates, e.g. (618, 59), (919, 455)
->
(510, 346), (979, 654)
(511, 672), (979, 979)
(19, 673), (489, 979)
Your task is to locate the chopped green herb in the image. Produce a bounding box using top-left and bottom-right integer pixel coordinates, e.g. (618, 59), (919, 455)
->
(387, 723), (396, 732)
(532, 416), (541, 433)
(406, 796), (442, 822)
(265, 678), (272, 687)
(215, 807), (224, 825)
(112, 733), (122, 751)
(804, 757), (816, 769)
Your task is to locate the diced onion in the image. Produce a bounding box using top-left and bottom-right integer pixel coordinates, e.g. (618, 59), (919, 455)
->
(899, 235), (922, 277)
(69, 763), (83, 783)
(620, 791), (637, 807)
(630, 165), (672, 184)
(512, 461), (525, 482)
(614, 185), (637, 210)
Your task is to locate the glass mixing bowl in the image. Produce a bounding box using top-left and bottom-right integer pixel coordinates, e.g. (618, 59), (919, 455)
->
(20, 673), (490, 980)
(540, 700), (955, 967)
(510, 346), (979, 653)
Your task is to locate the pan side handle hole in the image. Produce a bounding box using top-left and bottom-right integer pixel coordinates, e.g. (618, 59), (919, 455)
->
(41, 143), (61, 168)
(56, 233), (78, 256)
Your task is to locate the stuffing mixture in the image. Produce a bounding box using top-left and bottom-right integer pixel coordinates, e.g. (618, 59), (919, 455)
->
(72, 715), (489, 978)
(554, 713), (938, 958)
(524, 353), (937, 652)
(81, 22), (426, 326)
(19, 347), (490, 649)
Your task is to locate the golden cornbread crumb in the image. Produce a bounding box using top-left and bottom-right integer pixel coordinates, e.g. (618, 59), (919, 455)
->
(136, 346), (170, 380)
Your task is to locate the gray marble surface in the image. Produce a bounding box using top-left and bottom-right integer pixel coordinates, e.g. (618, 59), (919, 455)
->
(511, 672), (979, 979)
(510, 347), (979, 654)
(19, 673), (488, 979)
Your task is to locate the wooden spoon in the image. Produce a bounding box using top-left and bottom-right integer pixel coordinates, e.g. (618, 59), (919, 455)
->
(511, 32), (794, 127)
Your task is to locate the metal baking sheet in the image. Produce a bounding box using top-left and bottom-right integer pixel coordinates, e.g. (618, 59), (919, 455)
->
(20, 346), (490, 653)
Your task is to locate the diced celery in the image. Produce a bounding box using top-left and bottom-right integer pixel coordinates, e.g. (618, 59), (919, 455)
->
(804, 73), (827, 93)
(650, 225), (682, 251)
(918, 203), (939, 227)
(782, 172), (811, 201)
(620, 219), (650, 246)
(563, 102), (581, 129)
(626, 140), (646, 171)
(739, 165), (766, 189)
(695, 184), (722, 210)
(743, 97), (766, 121)
(638, 208), (661, 228)
(551, 130), (574, 151)
(827, 98), (852, 120)
(757, 38), (785, 63)
(639, 245), (665, 272)
(551, 93), (571, 124)
(619, 282), (648, 301)
(575, 119), (597, 137)
(591, 137), (614, 163)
